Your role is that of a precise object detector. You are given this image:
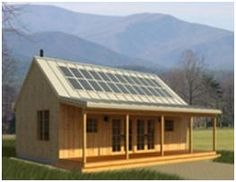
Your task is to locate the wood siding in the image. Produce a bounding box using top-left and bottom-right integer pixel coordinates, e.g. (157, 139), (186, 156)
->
(59, 104), (189, 159)
(16, 61), (59, 163)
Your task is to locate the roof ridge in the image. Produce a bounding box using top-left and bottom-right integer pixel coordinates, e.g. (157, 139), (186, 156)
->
(34, 56), (160, 77)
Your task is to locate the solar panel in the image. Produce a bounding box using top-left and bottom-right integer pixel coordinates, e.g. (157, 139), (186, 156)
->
(138, 77), (150, 86)
(148, 87), (160, 97)
(152, 79), (162, 87)
(126, 85), (137, 95)
(88, 70), (102, 80)
(107, 82), (121, 93)
(59, 65), (173, 98)
(107, 73), (119, 82)
(143, 78), (156, 87)
(70, 68), (84, 78)
(98, 81), (112, 92)
(98, 72), (111, 82)
(131, 76), (142, 85)
(123, 75), (136, 84)
(59, 66), (73, 77)
(81, 69), (93, 79)
(115, 74), (127, 83)
(88, 80), (103, 91)
(141, 87), (152, 95)
(133, 86), (145, 95)
(116, 84), (130, 94)
(78, 79), (93, 90)
(68, 78), (83, 89)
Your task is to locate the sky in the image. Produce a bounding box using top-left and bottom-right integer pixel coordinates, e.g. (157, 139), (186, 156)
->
(38, 2), (234, 31)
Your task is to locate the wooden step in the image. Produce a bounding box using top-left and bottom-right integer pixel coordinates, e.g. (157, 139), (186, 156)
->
(85, 153), (218, 169)
(84, 151), (217, 168)
(82, 153), (220, 173)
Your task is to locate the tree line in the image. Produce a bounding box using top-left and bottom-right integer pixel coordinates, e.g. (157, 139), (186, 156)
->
(161, 50), (234, 128)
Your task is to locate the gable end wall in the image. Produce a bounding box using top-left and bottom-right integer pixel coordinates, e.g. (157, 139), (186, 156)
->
(16, 61), (59, 163)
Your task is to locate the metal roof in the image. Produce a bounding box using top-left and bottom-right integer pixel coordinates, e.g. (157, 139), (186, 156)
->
(34, 56), (221, 115)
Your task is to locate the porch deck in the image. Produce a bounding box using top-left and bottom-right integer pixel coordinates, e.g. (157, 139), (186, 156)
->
(55, 150), (220, 172)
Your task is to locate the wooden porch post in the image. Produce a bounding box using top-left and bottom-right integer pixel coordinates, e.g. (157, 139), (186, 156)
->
(213, 116), (217, 151)
(160, 115), (164, 156)
(189, 116), (193, 153)
(82, 111), (87, 165)
(125, 114), (129, 159)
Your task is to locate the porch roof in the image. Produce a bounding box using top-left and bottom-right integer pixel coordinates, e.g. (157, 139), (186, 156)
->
(60, 96), (222, 115)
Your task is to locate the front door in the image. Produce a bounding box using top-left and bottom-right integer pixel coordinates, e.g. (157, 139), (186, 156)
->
(137, 119), (155, 150)
(112, 118), (133, 153)
(137, 120), (145, 150)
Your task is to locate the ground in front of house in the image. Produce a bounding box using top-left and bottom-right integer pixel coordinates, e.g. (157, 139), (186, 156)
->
(2, 128), (234, 180)
(147, 160), (234, 180)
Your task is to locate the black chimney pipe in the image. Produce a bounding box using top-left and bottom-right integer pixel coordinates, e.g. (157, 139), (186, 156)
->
(40, 49), (44, 57)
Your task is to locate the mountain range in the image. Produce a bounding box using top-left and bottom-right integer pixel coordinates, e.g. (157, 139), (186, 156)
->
(4, 4), (234, 74)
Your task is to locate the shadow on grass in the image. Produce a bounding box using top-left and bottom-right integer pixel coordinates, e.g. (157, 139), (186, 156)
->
(2, 139), (16, 157)
(214, 150), (234, 164)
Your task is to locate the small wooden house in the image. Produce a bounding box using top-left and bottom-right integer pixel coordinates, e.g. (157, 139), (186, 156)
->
(15, 56), (221, 172)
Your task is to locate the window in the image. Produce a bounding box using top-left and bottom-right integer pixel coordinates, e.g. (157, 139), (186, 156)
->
(147, 120), (155, 149)
(165, 120), (174, 132)
(87, 118), (97, 133)
(37, 110), (50, 141)
(112, 119), (121, 152)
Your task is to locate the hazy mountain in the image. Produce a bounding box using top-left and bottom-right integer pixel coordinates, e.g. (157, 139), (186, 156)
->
(5, 30), (159, 79)
(10, 5), (122, 37)
(6, 4), (234, 70)
(84, 13), (233, 69)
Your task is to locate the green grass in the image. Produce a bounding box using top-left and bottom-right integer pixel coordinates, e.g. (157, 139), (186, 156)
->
(213, 150), (234, 164)
(193, 128), (234, 164)
(193, 128), (234, 151)
(3, 158), (181, 180)
(2, 138), (181, 180)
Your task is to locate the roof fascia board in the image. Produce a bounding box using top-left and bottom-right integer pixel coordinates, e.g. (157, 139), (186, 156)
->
(59, 97), (87, 108)
(86, 102), (222, 115)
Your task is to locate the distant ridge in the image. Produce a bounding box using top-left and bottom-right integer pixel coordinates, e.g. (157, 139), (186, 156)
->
(5, 4), (234, 70)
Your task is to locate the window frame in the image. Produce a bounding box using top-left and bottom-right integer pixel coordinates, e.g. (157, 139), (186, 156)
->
(87, 118), (98, 133)
(165, 120), (174, 132)
(37, 110), (50, 141)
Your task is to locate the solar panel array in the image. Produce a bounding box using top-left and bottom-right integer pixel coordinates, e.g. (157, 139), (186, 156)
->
(59, 66), (173, 98)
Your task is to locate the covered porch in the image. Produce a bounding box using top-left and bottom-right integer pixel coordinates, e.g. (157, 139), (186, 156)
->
(57, 103), (220, 172)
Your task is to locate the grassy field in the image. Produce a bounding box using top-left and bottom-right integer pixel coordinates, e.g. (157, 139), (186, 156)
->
(193, 128), (234, 164)
(193, 128), (234, 151)
(2, 128), (233, 179)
